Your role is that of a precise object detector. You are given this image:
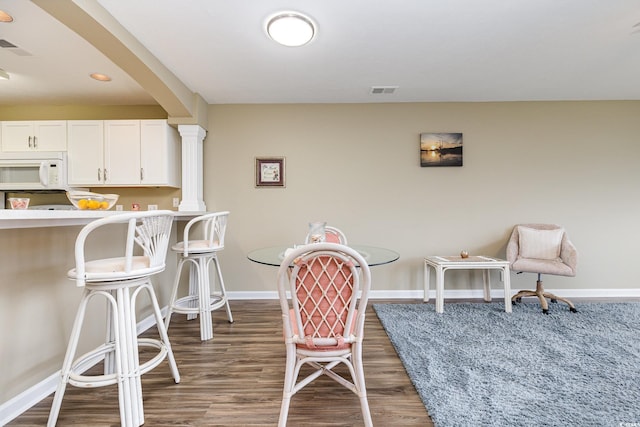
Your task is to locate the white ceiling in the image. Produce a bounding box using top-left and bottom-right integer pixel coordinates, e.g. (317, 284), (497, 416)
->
(1, 0), (640, 107)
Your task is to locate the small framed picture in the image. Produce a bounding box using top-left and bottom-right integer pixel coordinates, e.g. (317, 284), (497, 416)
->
(420, 132), (463, 167)
(255, 157), (285, 187)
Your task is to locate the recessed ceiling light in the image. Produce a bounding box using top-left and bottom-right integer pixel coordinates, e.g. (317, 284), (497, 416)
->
(266, 12), (316, 47)
(0, 10), (13, 23)
(90, 73), (112, 82)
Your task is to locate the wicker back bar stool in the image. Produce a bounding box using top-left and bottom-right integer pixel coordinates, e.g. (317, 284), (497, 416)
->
(165, 211), (233, 341)
(47, 211), (180, 427)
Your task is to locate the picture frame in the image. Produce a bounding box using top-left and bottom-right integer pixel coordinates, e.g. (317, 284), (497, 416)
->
(420, 132), (463, 167)
(255, 157), (285, 187)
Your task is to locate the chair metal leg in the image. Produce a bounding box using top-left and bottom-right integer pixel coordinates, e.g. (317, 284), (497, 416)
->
(48, 289), (91, 427)
(164, 257), (186, 332)
(142, 281), (180, 383)
(512, 277), (577, 313)
(278, 345), (297, 427)
(352, 343), (373, 427)
(212, 257), (233, 323)
(187, 262), (199, 321)
(197, 257), (213, 341)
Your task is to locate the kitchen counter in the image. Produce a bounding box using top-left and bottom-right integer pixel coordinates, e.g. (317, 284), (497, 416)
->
(0, 209), (210, 410)
(0, 209), (205, 229)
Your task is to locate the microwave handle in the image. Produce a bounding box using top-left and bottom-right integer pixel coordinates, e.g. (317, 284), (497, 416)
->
(39, 162), (49, 186)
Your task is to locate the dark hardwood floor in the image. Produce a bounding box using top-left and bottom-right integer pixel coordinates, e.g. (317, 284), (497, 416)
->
(8, 299), (433, 426)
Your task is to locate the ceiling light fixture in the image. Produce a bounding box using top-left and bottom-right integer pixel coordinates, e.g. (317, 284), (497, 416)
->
(266, 12), (316, 47)
(0, 68), (9, 80)
(0, 10), (13, 23)
(90, 72), (112, 82)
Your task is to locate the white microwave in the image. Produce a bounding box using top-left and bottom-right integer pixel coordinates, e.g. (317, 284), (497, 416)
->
(0, 152), (68, 191)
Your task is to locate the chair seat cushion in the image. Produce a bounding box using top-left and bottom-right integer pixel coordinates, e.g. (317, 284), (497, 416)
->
(518, 226), (564, 260)
(512, 257), (575, 277)
(289, 308), (355, 351)
(172, 239), (221, 254)
(68, 256), (155, 280)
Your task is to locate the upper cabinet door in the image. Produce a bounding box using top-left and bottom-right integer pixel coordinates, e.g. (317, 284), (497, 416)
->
(35, 121), (67, 151)
(1, 122), (33, 151)
(67, 121), (104, 186)
(140, 119), (181, 187)
(104, 120), (141, 185)
(1, 121), (67, 152)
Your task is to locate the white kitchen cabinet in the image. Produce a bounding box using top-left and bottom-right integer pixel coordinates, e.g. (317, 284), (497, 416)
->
(67, 120), (104, 186)
(104, 120), (141, 185)
(140, 119), (180, 187)
(1, 121), (67, 152)
(67, 119), (180, 187)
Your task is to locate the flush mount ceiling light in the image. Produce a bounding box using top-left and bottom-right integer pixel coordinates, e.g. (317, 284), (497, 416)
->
(90, 72), (112, 82)
(266, 12), (316, 47)
(0, 10), (13, 23)
(0, 68), (9, 80)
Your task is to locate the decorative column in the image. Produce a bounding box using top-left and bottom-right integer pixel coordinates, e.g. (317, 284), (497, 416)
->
(177, 124), (207, 212)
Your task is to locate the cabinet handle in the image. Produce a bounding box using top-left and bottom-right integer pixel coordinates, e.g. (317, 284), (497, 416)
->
(33, 136), (37, 148)
(28, 136), (32, 148)
(104, 169), (108, 182)
(98, 169), (102, 182)
(140, 168), (144, 181)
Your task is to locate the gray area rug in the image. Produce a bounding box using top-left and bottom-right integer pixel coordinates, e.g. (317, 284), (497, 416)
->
(373, 302), (640, 427)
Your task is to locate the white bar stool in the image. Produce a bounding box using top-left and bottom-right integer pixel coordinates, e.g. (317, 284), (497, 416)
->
(47, 211), (180, 427)
(165, 211), (233, 341)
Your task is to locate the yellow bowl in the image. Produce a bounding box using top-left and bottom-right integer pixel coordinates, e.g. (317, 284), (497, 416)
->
(66, 191), (119, 210)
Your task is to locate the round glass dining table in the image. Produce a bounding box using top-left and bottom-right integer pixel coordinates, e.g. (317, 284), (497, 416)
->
(247, 244), (400, 267)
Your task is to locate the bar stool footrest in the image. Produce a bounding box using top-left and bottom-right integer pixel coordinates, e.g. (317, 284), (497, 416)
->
(67, 339), (171, 388)
(170, 294), (228, 315)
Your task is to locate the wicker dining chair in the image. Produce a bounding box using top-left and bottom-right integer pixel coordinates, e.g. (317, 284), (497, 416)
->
(304, 225), (348, 244)
(276, 242), (372, 427)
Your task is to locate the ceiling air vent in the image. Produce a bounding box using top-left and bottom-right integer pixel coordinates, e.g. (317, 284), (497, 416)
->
(0, 39), (32, 56)
(370, 86), (398, 95)
(0, 39), (17, 48)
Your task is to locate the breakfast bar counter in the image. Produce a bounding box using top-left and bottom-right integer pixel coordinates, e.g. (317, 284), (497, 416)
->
(0, 209), (203, 229)
(0, 210), (206, 420)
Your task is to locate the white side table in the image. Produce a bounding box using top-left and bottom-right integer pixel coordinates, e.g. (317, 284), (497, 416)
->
(423, 255), (512, 313)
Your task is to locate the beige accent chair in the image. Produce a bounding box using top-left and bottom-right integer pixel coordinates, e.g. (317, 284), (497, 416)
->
(507, 224), (578, 314)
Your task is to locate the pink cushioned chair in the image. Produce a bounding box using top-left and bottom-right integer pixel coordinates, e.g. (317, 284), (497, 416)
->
(507, 223), (578, 314)
(304, 225), (348, 244)
(276, 242), (372, 427)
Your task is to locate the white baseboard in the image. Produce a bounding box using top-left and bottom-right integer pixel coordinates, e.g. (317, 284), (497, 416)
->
(0, 372), (60, 426)
(3, 288), (639, 424)
(226, 288), (640, 300)
(0, 308), (168, 426)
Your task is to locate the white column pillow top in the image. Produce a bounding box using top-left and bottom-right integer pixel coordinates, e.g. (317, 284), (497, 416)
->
(518, 226), (564, 260)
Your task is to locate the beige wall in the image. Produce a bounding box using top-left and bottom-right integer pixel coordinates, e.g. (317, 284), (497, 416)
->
(2, 100), (640, 413)
(205, 101), (640, 295)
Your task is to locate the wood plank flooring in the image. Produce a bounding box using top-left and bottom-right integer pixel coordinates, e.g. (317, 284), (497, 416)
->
(8, 299), (433, 426)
